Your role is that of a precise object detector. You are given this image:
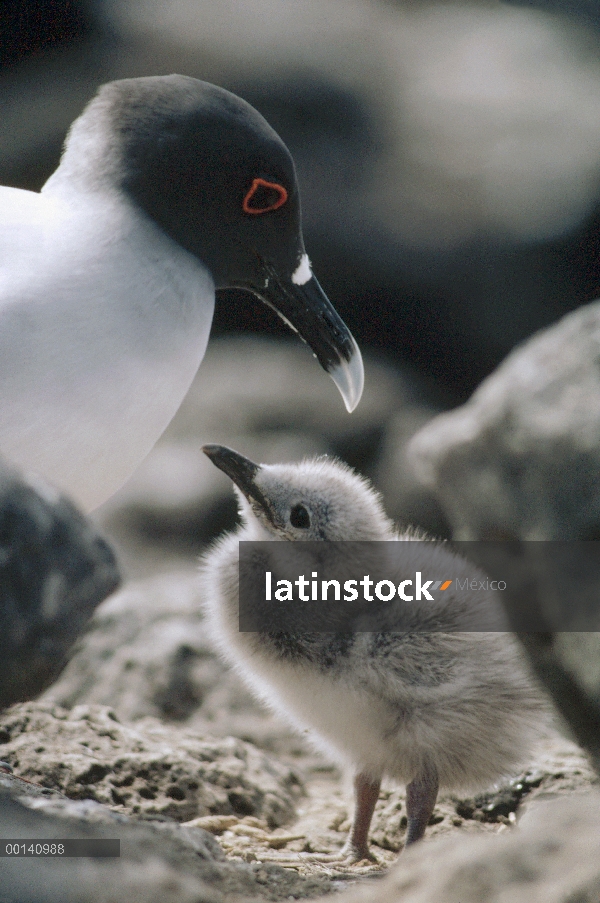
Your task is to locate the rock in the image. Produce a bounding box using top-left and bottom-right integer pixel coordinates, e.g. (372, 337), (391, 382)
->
(0, 789), (332, 902)
(409, 299), (600, 541)
(0, 792), (215, 903)
(0, 461), (119, 709)
(329, 792), (600, 903)
(41, 572), (298, 752)
(375, 408), (449, 536)
(0, 710), (593, 899)
(0, 702), (303, 828)
(408, 299), (600, 773)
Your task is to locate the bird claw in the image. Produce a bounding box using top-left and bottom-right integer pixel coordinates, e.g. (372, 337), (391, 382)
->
(307, 843), (380, 867)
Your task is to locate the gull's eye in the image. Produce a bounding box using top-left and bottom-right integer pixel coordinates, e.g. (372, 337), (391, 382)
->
(243, 178), (288, 214)
(290, 503), (310, 529)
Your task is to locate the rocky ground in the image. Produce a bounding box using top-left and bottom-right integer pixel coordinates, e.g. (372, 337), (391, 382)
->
(1, 336), (599, 901)
(4, 701), (594, 870)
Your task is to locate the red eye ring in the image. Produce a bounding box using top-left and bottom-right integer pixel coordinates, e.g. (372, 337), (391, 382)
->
(243, 178), (288, 215)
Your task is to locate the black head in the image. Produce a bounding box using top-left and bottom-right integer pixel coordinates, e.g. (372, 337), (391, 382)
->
(111, 76), (300, 290)
(68, 76), (363, 410)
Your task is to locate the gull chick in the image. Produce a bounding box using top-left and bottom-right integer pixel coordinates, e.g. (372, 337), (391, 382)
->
(201, 446), (545, 861)
(0, 75), (362, 512)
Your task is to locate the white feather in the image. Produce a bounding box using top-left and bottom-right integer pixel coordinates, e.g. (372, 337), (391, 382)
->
(0, 183), (214, 511)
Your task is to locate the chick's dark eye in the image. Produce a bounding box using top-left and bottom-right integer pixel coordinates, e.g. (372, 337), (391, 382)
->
(290, 504), (310, 529)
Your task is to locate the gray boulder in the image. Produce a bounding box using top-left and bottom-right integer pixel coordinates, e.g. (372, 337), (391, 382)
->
(0, 461), (119, 709)
(0, 784), (331, 903)
(409, 299), (600, 773)
(409, 299), (600, 542)
(330, 792), (600, 903)
(375, 407), (449, 537)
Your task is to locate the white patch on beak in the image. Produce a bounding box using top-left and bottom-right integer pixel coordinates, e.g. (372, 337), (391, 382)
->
(329, 337), (364, 412)
(291, 253), (312, 286)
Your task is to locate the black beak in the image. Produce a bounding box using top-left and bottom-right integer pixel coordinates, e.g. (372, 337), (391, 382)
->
(202, 445), (274, 516)
(251, 261), (364, 413)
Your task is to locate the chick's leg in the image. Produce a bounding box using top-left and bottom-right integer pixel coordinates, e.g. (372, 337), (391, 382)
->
(309, 771), (381, 865)
(405, 763), (439, 846)
(342, 772), (381, 861)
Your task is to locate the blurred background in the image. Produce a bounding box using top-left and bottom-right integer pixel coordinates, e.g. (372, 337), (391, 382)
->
(3, 0), (600, 571)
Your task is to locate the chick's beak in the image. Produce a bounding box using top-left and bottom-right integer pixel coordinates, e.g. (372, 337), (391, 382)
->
(251, 260), (364, 413)
(202, 445), (273, 516)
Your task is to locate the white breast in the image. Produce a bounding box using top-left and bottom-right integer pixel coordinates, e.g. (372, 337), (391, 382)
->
(0, 185), (214, 511)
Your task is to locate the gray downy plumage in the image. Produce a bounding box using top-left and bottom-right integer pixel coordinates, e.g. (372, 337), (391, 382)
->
(200, 445), (547, 861)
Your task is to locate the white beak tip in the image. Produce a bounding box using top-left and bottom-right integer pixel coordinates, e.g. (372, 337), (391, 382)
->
(329, 341), (364, 413)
